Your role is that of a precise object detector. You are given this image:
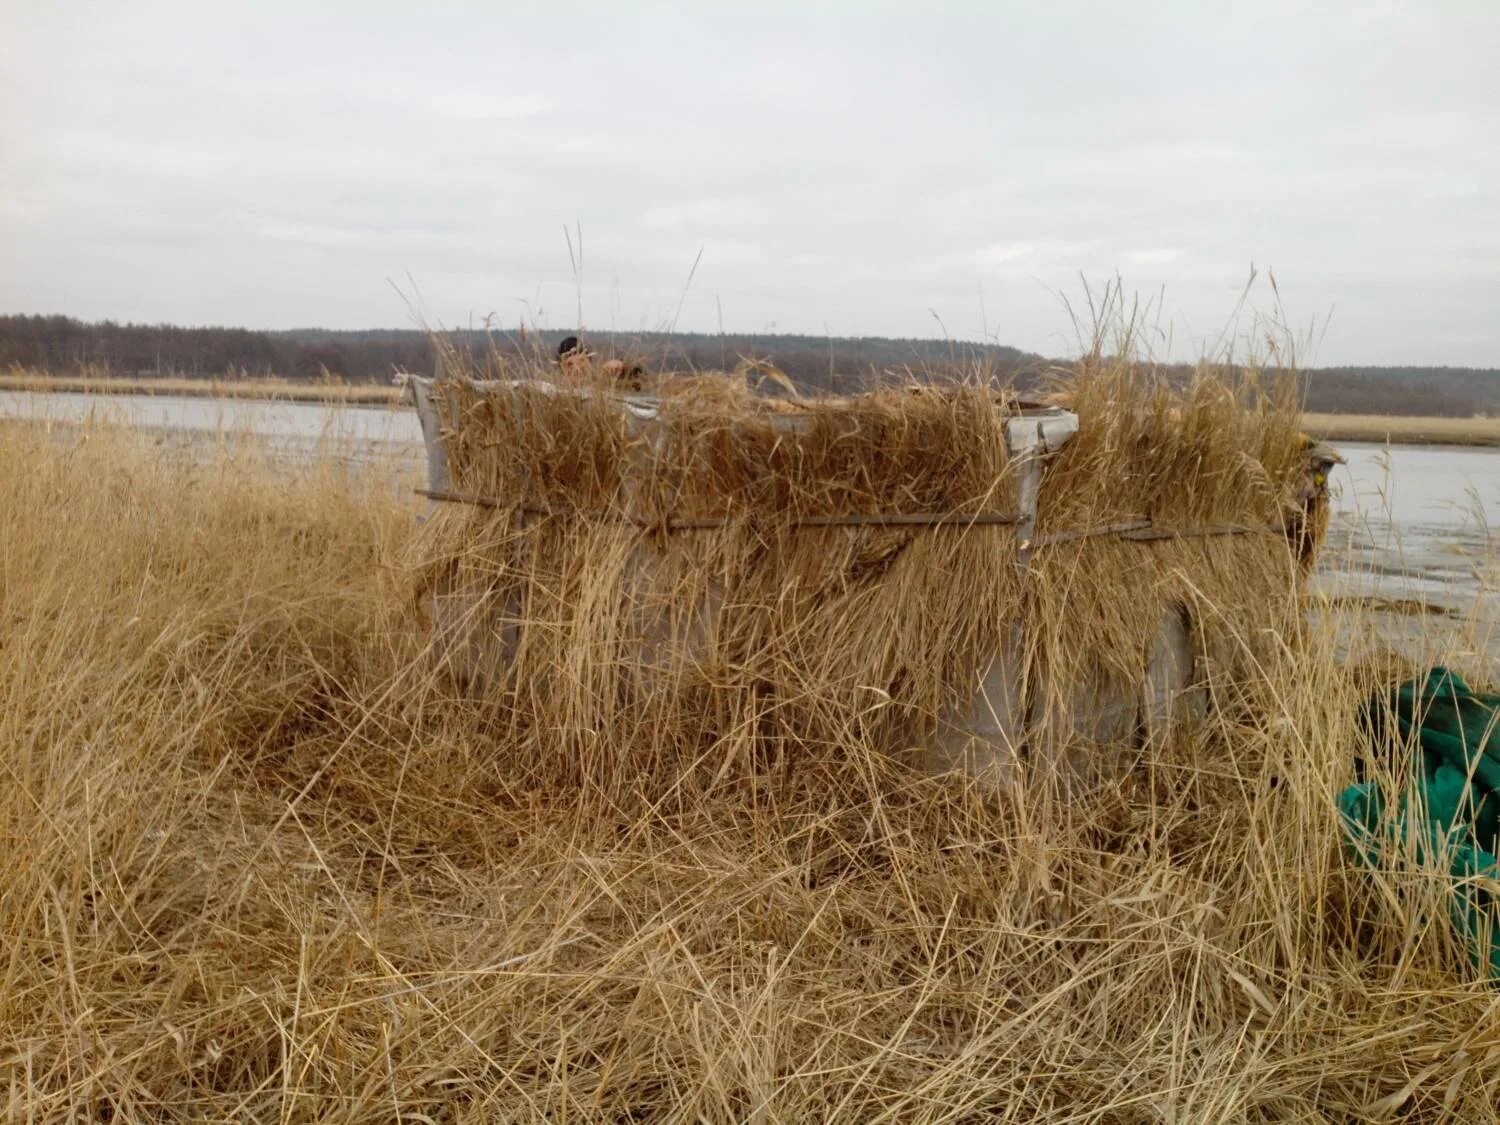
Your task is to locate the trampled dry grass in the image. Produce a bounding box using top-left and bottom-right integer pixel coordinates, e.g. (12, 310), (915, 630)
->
(2, 406), (1498, 1121)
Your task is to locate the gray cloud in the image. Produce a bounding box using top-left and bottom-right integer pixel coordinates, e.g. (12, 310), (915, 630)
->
(3, 0), (1497, 364)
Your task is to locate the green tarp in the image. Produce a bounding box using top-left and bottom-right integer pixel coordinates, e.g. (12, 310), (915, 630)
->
(1340, 667), (1500, 979)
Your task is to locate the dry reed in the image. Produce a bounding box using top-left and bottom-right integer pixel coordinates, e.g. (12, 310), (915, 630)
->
(1, 376), (1497, 1120)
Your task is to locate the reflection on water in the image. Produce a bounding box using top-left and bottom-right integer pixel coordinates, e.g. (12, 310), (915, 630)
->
(3, 388), (1495, 617)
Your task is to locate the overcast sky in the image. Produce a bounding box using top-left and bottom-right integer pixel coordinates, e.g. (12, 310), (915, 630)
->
(3, 1), (1496, 364)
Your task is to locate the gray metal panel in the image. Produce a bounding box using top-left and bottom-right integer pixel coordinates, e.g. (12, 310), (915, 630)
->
(1142, 609), (1203, 741)
(401, 375), (451, 494)
(924, 625), (1026, 783)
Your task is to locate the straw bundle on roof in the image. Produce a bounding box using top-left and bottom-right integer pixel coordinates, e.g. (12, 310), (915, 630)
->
(1027, 361), (1308, 748)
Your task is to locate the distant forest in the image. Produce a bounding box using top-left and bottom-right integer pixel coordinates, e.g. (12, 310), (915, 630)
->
(2, 314), (1496, 417)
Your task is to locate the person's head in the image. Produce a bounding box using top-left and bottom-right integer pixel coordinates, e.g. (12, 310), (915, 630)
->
(557, 335), (592, 378)
(1299, 437), (1344, 504)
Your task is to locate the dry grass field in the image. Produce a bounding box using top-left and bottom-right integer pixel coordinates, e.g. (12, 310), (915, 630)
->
(2, 387), (1498, 1119)
(1303, 411), (1500, 447)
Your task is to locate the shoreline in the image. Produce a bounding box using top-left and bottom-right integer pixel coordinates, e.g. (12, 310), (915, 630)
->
(0, 372), (403, 406)
(3, 375), (1497, 446)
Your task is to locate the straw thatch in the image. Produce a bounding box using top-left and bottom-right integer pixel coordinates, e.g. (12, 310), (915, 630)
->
(412, 352), (1312, 795)
(1027, 360), (1308, 750)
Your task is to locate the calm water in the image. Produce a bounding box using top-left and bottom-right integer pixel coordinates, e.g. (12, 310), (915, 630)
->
(0, 389), (422, 444)
(0, 389), (426, 475)
(1333, 442), (1498, 532)
(2, 389), (1494, 610)
(1323, 442), (1498, 610)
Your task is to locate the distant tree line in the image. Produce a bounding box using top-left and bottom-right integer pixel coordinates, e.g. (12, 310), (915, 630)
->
(1, 314), (1495, 416)
(0, 315), (432, 382)
(0, 315), (1044, 393)
(1295, 365), (1498, 417)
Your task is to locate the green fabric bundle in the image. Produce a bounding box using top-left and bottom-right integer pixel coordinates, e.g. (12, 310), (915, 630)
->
(1339, 667), (1500, 979)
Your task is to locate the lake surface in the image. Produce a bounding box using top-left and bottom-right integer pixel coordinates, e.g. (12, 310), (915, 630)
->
(3, 388), (1494, 616)
(0, 388), (422, 445)
(1322, 442), (1497, 611)
(0, 388), (426, 475)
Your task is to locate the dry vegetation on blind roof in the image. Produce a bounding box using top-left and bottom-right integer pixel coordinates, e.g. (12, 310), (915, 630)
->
(1027, 359), (1310, 693)
(433, 373), (1020, 524)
